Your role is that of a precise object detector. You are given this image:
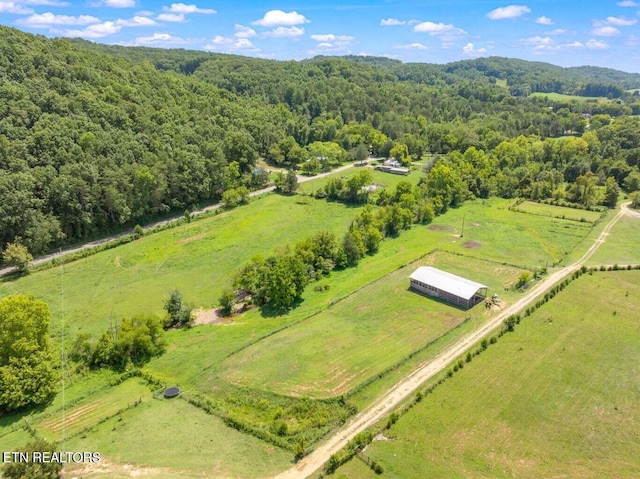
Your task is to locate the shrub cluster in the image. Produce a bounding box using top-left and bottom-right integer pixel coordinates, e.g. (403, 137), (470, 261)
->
(70, 314), (165, 371)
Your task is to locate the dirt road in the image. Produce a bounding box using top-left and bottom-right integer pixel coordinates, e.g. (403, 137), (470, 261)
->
(0, 160), (377, 277)
(273, 203), (629, 479)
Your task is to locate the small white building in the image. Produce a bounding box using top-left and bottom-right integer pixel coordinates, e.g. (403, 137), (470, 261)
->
(409, 266), (488, 309)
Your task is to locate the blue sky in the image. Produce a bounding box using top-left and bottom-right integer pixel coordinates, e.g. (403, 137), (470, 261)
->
(1, 1), (640, 72)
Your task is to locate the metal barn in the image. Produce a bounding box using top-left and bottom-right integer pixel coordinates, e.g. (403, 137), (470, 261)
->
(409, 266), (488, 309)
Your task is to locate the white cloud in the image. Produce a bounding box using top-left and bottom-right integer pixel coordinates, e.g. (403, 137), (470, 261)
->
(135, 10), (153, 16)
(523, 35), (554, 46)
(535, 16), (553, 25)
(310, 33), (354, 42)
(64, 21), (122, 38)
(116, 15), (156, 26)
(592, 26), (620, 36)
(157, 13), (185, 22)
(616, 0), (638, 6)
(17, 12), (100, 27)
(548, 28), (566, 35)
(131, 32), (187, 45)
(98, 0), (135, 7)
(486, 5), (531, 20)
(310, 33), (355, 51)
(380, 18), (405, 26)
(204, 35), (258, 52)
(0, 2), (34, 13)
(597, 16), (637, 26)
(522, 35), (583, 53)
(264, 26), (304, 37)
(393, 42), (428, 50)
(234, 24), (256, 38)
(462, 42), (487, 57)
(252, 10), (309, 27)
(22, 0), (70, 4)
(413, 21), (466, 36)
(163, 3), (216, 14)
(585, 39), (608, 49)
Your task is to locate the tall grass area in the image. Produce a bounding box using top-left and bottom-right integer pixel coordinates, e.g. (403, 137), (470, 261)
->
(341, 271), (640, 479)
(0, 194), (360, 337)
(62, 397), (292, 479)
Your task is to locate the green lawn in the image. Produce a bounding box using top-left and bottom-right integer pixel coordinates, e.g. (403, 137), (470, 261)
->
(586, 213), (640, 266)
(0, 194), (360, 338)
(340, 271), (640, 479)
(220, 252), (526, 398)
(514, 200), (603, 223)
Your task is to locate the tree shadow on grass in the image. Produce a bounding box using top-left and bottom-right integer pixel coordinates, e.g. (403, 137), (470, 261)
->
(0, 269), (29, 283)
(259, 297), (304, 318)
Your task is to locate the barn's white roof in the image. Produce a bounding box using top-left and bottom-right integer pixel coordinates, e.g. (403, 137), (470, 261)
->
(410, 266), (487, 300)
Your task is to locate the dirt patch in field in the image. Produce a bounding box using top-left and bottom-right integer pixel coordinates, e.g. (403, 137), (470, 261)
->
(463, 240), (482, 249)
(114, 256), (122, 268)
(176, 233), (207, 245)
(428, 224), (452, 231)
(194, 308), (228, 325)
(193, 305), (247, 326)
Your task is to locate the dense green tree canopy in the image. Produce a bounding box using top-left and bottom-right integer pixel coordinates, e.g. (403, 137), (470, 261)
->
(2, 26), (640, 263)
(0, 295), (58, 411)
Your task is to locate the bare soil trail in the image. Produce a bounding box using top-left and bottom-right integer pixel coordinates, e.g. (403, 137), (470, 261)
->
(272, 202), (630, 479)
(0, 160), (378, 277)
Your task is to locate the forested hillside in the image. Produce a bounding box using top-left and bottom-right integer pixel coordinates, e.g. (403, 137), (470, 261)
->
(2, 26), (640, 263)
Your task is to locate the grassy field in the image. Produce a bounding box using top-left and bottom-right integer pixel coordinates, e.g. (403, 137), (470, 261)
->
(297, 165), (422, 195)
(338, 271), (640, 479)
(0, 194), (360, 338)
(530, 92), (610, 102)
(220, 251), (527, 398)
(0, 189), (605, 477)
(586, 213), (640, 266)
(513, 200), (603, 223)
(62, 396), (292, 479)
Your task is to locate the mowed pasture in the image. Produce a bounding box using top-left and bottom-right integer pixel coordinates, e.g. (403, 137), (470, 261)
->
(513, 200), (603, 223)
(412, 198), (594, 268)
(344, 271), (640, 479)
(220, 252), (527, 398)
(586, 212), (640, 266)
(0, 194), (360, 337)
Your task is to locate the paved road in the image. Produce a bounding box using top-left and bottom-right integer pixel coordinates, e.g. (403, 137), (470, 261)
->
(272, 202), (631, 479)
(0, 159), (379, 277)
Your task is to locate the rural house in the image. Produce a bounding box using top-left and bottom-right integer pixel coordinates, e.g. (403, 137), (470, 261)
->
(409, 266), (488, 309)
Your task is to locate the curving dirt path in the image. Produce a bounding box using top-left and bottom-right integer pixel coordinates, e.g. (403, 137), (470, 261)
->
(0, 160), (379, 277)
(272, 202), (630, 479)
